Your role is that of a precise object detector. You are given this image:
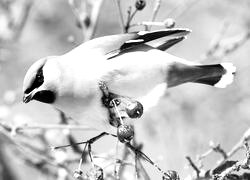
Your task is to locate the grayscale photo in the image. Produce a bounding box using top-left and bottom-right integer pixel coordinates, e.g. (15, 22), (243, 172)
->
(0, 0), (249, 179)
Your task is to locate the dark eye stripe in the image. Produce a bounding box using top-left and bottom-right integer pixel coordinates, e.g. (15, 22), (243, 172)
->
(32, 90), (56, 104)
(24, 67), (44, 94)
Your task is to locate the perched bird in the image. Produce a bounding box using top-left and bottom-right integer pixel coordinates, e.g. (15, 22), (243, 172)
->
(22, 28), (236, 135)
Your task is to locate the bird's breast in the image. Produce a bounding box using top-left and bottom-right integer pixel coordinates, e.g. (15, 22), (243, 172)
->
(53, 88), (116, 134)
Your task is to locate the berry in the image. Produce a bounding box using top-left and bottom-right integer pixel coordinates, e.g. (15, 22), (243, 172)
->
(117, 124), (134, 143)
(163, 170), (179, 180)
(126, 101), (143, 118)
(109, 98), (121, 108)
(84, 16), (91, 28)
(73, 169), (83, 179)
(163, 18), (175, 28)
(135, 0), (146, 11)
(87, 165), (104, 180)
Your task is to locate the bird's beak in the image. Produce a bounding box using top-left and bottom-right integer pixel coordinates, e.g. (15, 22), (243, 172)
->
(23, 93), (33, 103)
(23, 89), (37, 103)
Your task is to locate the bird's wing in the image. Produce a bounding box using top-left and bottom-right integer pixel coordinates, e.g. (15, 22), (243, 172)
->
(80, 28), (191, 59)
(105, 28), (191, 59)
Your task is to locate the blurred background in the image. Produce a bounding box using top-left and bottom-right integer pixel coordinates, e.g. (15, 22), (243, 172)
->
(0, 0), (250, 179)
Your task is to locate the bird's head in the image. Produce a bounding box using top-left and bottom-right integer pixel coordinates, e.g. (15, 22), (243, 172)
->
(23, 56), (60, 104)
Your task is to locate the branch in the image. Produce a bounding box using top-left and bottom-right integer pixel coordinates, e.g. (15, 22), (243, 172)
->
(186, 156), (201, 178)
(0, 131), (74, 180)
(166, 0), (199, 19)
(12, 0), (34, 40)
(85, 0), (104, 40)
(147, 0), (161, 30)
(201, 21), (230, 62)
(201, 22), (250, 62)
(115, 0), (125, 32)
(0, 133), (17, 180)
(68, 0), (104, 42)
(130, 20), (175, 29)
(216, 127), (250, 165)
(0, 121), (97, 133)
(217, 142), (250, 180)
(0, 0), (34, 42)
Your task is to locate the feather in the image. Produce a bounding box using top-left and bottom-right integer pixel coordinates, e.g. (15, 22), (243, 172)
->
(106, 29), (190, 59)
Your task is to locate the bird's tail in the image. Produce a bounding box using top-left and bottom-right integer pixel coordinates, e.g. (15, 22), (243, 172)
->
(194, 63), (236, 88)
(167, 62), (236, 88)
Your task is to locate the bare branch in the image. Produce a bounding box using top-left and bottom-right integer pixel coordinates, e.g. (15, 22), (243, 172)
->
(210, 143), (228, 160)
(148, 0), (161, 30)
(12, 0), (34, 40)
(0, 121), (97, 132)
(115, 0), (125, 32)
(201, 21), (230, 62)
(0, 133), (17, 180)
(0, 0), (34, 42)
(166, 0), (200, 19)
(68, 0), (104, 41)
(201, 22), (250, 63)
(186, 156), (201, 178)
(86, 0), (104, 40)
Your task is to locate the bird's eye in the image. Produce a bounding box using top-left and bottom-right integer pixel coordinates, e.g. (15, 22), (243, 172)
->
(24, 67), (44, 94)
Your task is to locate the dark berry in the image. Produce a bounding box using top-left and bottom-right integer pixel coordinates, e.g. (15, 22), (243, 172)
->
(117, 124), (134, 143)
(135, 0), (146, 11)
(73, 169), (83, 179)
(84, 16), (91, 28)
(87, 165), (103, 180)
(126, 101), (143, 118)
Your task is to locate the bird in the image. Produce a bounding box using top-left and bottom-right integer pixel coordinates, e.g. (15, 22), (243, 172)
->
(22, 28), (236, 135)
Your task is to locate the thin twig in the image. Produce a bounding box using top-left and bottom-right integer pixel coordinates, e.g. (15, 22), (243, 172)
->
(0, 121), (97, 132)
(197, 148), (213, 161)
(135, 152), (139, 179)
(68, 0), (104, 41)
(86, 0), (104, 40)
(166, 0), (200, 20)
(124, 6), (133, 32)
(12, 0), (34, 40)
(186, 156), (200, 178)
(217, 156), (250, 180)
(148, 0), (162, 30)
(216, 128), (250, 165)
(0, 131), (73, 179)
(115, 0), (125, 32)
(136, 159), (151, 180)
(118, 144), (130, 178)
(130, 21), (166, 28)
(201, 21), (230, 62)
(0, 133), (17, 180)
(0, 0), (34, 42)
(211, 144), (228, 160)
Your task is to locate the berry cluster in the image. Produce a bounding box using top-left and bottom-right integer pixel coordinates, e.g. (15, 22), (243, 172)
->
(99, 81), (144, 143)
